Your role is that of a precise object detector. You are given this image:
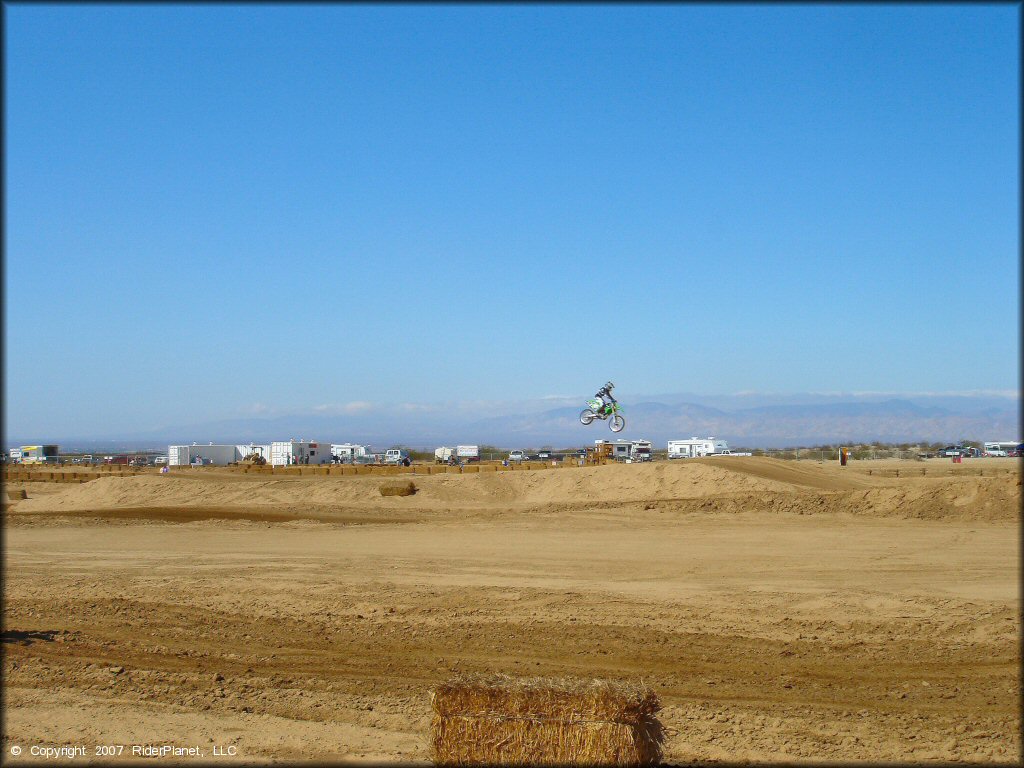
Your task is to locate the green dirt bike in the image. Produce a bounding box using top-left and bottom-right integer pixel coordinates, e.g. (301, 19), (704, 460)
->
(579, 398), (625, 433)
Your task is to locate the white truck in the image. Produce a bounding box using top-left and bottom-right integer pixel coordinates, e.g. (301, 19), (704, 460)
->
(384, 448), (410, 464)
(507, 450), (527, 463)
(435, 446), (454, 464)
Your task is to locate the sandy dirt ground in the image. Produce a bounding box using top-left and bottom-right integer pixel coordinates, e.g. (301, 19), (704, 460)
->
(2, 457), (1020, 764)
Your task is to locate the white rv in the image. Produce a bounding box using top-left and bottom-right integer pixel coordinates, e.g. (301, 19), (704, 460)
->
(667, 437), (731, 459)
(331, 443), (368, 463)
(630, 440), (653, 462)
(455, 445), (480, 462)
(434, 446), (455, 464)
(611, 440), (633, 461)
(983, 441), (1018, 457)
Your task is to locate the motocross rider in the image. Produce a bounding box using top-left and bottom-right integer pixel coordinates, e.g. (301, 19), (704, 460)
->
(594, 381), (617, 414)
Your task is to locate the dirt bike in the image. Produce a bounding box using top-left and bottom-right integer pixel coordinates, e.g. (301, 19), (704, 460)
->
(579, 398), (625, 433)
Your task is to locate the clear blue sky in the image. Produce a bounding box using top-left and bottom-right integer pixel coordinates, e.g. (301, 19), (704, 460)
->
(4, 4), (1019, 437)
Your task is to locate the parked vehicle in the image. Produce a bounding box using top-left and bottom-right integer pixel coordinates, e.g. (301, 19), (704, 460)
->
(630, 440), (653, 462)
(435, 447), (455, 464)
(936, 445), (966, 458)
(384, 449), (410, 464)
(983, 441), (1018, 457)
(668, 438), (731, 459)
(104, 455), (130, 465)
(508, 450), (527, 463)
(456, 445), (480, 463)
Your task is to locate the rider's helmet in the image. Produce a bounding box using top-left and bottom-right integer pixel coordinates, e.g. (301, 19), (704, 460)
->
(605, 381), (615, 391)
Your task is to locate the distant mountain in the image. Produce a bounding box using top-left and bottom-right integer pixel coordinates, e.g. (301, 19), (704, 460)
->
(9, 392), (1019, 451)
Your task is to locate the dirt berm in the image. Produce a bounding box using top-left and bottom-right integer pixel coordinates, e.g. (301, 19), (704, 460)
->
(10, 457), (1018, 522)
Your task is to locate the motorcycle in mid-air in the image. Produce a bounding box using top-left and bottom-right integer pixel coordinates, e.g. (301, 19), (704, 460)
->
(579, 398), (625, 433)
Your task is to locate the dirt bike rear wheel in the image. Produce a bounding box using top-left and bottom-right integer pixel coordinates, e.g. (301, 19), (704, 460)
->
(579, 408), (597, 425)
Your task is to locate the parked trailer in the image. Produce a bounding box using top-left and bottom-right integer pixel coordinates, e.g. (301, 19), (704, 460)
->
(610, 440), (632, 461)
(668, 437), (731, 459)
(630, 439), (653, 462)
(456, 445), (480, 462)
(435, 447), (455, 464)
(168, 444), (240, 466)
(983, 441), (1020, 457)
(270, 440), (332, 466)
(331, 443), (369, 463)
(19, 445), (60, 464)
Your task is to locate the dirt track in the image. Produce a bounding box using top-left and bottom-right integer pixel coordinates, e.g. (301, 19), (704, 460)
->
(3, 458), (1020, 764)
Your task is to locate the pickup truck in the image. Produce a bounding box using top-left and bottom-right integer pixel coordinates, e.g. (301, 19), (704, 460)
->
(508, 450), (527, 463)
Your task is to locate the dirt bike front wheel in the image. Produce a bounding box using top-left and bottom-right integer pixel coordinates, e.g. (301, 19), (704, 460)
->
(580, 408), (597, 425)
(610, 414), (625, 432)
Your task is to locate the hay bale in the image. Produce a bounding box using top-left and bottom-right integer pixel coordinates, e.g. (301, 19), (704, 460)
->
(7, 489), (28, 500)
(430, 674), (663, 766)
(379, 481), (417, 497)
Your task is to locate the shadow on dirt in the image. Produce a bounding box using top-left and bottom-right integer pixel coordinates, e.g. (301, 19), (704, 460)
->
(3, 629), (65, 645)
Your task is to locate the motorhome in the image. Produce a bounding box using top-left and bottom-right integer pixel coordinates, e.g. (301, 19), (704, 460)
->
(331, 443), (368, 463)
(630, 440), (653, 462)
(456, 445), (480, 463)
(610, 440), (632, 461)
(668, 437), (731, 459)
(983, 441), (1019, 457)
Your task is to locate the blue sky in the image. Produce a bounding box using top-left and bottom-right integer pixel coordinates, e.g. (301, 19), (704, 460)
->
(4, 4), (1019, 437)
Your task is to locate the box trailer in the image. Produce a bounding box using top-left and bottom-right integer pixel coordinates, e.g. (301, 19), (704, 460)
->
(169, 444), (240, 466)
(270, 440), (332, 466)
(168, 445), (189, 466)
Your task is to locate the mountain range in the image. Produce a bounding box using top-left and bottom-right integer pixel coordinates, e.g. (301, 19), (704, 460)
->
(16, 392), (1020, 452)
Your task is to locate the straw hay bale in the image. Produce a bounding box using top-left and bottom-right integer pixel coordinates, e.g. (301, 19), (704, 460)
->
(430, 674), (663, 766)
(379, 481), (417, 497)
